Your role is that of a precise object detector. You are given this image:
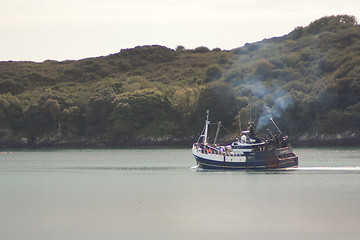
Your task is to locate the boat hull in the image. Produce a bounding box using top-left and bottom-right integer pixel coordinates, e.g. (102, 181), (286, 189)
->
(193, 148), (298, 170)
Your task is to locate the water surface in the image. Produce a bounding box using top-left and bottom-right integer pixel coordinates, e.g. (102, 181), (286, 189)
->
(1, 147), (360, 240)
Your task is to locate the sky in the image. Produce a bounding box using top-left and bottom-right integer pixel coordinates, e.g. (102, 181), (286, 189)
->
(1, 0), (360, 62)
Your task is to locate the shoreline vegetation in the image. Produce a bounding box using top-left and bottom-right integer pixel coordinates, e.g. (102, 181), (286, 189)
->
(1, 15), (360, 148)
(1, 132), (360, 148)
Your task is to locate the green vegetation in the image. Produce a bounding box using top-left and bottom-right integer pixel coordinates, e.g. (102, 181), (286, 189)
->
(1, 15), (360, 146)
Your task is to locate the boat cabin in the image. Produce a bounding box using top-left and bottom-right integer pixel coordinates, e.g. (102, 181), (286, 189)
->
(231, 130), (266, 155)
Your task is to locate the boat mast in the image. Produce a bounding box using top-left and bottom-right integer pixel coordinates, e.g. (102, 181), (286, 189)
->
(201, 110), (210, 145)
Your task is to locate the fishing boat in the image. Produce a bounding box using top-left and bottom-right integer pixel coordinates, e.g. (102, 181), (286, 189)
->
(192, 111), (298, 170)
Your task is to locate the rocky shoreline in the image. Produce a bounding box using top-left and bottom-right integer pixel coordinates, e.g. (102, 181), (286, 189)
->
(0, 135), (195, 149)
(290, 132), (360, 147)
(1, 131), (360, 148)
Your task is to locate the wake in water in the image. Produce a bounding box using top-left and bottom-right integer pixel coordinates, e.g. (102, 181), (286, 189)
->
(296, 166), (360, 172)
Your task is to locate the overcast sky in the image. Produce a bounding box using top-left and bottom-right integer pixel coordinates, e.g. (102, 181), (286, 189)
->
(1, 0), (359, 62)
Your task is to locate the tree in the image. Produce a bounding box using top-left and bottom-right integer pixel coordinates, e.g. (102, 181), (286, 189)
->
(85, 87), (116, 135)
(23, 104), (50, 143)
(107, 101), (139, 138)
(172, 87), (198, 129)
(61, 106), (85, 136)
(108, 88), (172, 139)
(0, 93), (23, 131)
(43, 99), (60, 131)
(195, 84), (237, 130)
(126, 88), (171, 125)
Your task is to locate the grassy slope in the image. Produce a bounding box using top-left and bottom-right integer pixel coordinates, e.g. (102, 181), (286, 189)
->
(1, 15), (360, 146)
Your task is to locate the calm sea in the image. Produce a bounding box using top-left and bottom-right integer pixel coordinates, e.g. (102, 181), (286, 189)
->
(0, 147), (360, 240)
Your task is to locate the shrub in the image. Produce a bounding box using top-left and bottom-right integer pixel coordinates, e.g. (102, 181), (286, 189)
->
(305, 15), (357, 35)
(175, 45), (186, 52)
(204, 65), (222, 82)
(0, 79), (25, 95)
(217, 55), (231, 65)
(251, 59), (274, 79)
(193, 46), (210, 53)
(289, 27), (304, 40)
(119, 45), (176, 63)
(233, 47), (248, 55)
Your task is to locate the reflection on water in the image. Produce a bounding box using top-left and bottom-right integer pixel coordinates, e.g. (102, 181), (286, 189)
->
(1, 147), (360, 240)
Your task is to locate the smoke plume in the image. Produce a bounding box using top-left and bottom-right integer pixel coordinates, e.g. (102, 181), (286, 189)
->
(243, 78), (294, 130)
(256, 92), (294, 130)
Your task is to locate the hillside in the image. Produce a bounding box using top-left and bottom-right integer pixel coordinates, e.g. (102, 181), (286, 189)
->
(1, 14), (360, 147)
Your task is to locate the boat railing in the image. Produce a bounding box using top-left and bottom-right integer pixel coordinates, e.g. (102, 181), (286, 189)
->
(193, 143), (242, 157)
